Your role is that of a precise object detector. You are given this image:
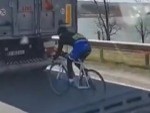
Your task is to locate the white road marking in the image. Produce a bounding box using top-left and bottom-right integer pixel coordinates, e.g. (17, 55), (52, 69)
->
(105, 79), (150, 92)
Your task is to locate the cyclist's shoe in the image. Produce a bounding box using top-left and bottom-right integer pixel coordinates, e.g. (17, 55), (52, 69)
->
(69, 78), (74, 83)
(69, 78), (78, 88)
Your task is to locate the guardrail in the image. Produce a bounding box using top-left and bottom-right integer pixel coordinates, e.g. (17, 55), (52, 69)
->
(89, 39), (150, 67)
(51, 36), (150, 52)
(50, 37), (150, 67)
(89, 39), (150, 52)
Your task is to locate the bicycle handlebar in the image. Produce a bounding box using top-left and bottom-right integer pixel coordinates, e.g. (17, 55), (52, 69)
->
(60, 51), (68, 58)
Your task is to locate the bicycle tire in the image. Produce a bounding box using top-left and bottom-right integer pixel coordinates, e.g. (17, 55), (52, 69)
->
(47, 62), (70, 95)
(86, 69), (106, 93)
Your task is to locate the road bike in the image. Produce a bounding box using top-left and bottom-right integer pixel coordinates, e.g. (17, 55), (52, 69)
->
(45, 53), (106, 95)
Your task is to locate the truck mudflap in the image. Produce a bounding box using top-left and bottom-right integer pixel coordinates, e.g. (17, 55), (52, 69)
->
(0, 58), (51, 73)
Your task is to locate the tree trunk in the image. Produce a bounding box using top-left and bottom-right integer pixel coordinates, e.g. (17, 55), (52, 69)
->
(97, 31), (101, 40)
(104, 0), (110, 40)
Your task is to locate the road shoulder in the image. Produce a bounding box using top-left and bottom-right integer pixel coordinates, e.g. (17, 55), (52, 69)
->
(85, 61), (150, 91)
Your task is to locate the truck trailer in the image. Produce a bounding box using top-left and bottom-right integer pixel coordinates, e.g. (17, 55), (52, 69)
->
(0, 0), (77, 73)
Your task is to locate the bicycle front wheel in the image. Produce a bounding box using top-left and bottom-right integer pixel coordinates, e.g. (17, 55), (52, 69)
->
(87, 69), (106, 93)
(47, 63), (70, 95)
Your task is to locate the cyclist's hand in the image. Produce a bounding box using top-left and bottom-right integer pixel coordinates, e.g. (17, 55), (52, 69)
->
(52, 54), (58, 60)
(61, 51), (68, 58)
(51, 55), (57, 64)
(61, 52), (68, 57)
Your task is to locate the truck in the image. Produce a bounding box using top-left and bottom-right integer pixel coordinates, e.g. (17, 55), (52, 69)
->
(0, 0), (77, 73)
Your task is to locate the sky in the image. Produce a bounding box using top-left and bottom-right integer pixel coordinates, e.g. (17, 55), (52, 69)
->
(79, 0), (150, 3)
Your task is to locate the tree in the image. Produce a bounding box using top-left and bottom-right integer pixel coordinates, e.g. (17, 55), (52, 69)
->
(134, 0), (150, 66)
(134, 0), (150, 43)
(135, 18), (150, 43)
(93, 0), (120, 62)
(93, 0), (120, 40)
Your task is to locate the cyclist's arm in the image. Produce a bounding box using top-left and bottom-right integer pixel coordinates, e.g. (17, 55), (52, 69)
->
(54, 40), (63, 59)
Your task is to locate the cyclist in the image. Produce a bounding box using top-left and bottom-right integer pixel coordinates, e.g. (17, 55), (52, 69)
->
(53, 25), (91, 83)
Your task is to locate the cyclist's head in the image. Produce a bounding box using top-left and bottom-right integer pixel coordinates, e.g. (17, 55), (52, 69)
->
(57, 26), (68, 35)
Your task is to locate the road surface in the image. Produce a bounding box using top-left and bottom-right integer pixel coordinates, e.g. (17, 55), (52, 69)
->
(0, 69), (149, 113)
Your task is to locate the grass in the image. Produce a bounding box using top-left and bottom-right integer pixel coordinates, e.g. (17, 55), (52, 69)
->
(86, 48), (150, 77)
(87, 48), (150, 68)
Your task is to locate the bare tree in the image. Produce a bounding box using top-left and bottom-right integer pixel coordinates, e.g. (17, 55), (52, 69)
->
(136, 18), (150, 67)
(93, 0), (121, 62)
(135, 18), (150, 43)
(93, 0), (120, 40)
(134, 0), (150, 43)
(134, 0), (150, 66)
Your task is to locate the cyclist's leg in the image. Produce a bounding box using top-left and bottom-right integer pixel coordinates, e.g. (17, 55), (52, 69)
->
(68, 41), (84, 81)
(68, 39), (91, 76)
(67, 51), (79, 82)
(67, 57), (74, 80)
(74, 41), (91, 69)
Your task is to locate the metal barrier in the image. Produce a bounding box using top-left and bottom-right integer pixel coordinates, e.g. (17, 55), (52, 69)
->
(89, 39), (150, 52)
(89, 39), (150, 67)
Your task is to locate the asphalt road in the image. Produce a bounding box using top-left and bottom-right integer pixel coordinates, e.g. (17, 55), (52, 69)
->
(0, 70), (149, 113)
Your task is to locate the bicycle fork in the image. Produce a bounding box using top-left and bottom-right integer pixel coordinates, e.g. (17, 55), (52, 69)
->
(56, 64), (63, 79)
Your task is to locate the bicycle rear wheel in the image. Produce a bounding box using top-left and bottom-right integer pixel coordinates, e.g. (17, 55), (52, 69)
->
(87, 69), (106, 93)
(47, 63), (70, 95)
